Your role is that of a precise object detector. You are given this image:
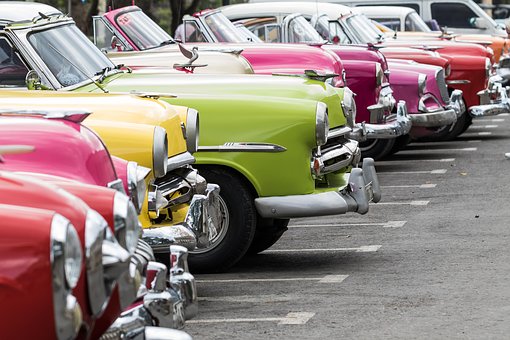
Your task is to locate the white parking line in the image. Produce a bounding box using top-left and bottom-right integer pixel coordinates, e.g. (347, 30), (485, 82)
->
(375, 200), (429, 206)
(469, 125), (498, 129)
(478, 132), (492, 136)
(197, 276), (348, 283)
(473, 118), (504, 122)
(187, 312), (315, 325)
(289, 221), (407, 228)
(376, 158), (454, 166)
(499, 113), (510, 116)
(381, 184), (437, 188)
(399, 147), (477, 153)
(380, 169), (447, 174)
(263, 245), (382, 254)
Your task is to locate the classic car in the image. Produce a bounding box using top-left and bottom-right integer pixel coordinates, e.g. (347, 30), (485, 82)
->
(356, 6), (510, 84)
(0, 170), (193, 339)
(0, 114), (198, 329)
(0, 2), (381, 272)
(0, 90), (219, 255)
(235, 2), (509, 139)
(95, 5), (413, 160)
(196, 7), (462, 146)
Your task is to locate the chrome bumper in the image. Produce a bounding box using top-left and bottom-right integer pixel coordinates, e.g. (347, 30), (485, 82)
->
(100, 304), (192, 340)
(411, 90), (464, 127)
(143, 183), (221, 252)
(470, 78), (510, 117)
(256, 157), (381, 218)
(363, 101), (412, 139)
(169, 245), (198, 320)
(311, 138), (361, 177)
(496, 56), (510, 81)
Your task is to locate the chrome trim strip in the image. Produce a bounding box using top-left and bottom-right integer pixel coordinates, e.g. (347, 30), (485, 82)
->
(327, 126), (352, 139)
(365, 101), (412, 139)
(409, 109), (457, 127)
(446, 80), (471, 85)
(198, 142), (286, 153)
(0, 109), (91, 122)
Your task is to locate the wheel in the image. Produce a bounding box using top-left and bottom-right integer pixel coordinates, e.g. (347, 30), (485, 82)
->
(188, 167), (257, 273)
(359, 138), (396, 160)
(419, 110), (470, 142)
(388, 134), (411, 156)
(246, 218), (290, 255)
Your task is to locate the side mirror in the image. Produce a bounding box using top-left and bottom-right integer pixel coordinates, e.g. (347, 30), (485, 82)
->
(470, 17), (488, 29)
(25, 70), (43, 90)
(110, 35), (124, 52)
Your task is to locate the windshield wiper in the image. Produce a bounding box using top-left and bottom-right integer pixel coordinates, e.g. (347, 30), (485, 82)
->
(159, 40), (176, 46)
(94, 67), (112, 83)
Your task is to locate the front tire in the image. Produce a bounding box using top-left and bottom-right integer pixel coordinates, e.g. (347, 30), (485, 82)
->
(247, 218), (290, 255)
(359, 138), (396, 160)
(189, 167), (257, 273)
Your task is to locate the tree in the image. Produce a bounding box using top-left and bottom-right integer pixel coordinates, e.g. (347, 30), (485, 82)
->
(169, 0), (201, 35)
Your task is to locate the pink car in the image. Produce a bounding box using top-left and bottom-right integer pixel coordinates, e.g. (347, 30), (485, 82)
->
(93, 5), (413, 159)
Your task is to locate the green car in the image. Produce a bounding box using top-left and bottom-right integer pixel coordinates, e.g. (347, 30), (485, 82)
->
(0, 2), (381, 272)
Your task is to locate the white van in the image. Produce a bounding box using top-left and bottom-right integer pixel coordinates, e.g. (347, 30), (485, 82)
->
(249, 0), (508, 37)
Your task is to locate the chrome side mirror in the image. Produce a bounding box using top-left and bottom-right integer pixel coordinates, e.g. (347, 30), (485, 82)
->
(25, 70), (43, 90)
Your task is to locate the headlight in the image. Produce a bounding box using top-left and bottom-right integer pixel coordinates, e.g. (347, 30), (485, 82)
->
(341, 87), (356, 129)
(485, 57), (491, 78)
(186, 108), (200, 154)
(375, 63), (384, 87)
(418, 73), (427, 97)
(315, 101), (329, 146)
(153, 126), (168, 178)
(85, 209), (131, 316)
(126, 161), (150, 214)
(114, 191), (140, 255)
(50, 213), (83, 340)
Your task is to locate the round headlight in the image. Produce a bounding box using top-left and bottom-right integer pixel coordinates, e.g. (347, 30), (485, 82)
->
(153, 126), (168, 178)
(186, 108), (200, 154)
(51, 214), (82, 290)
(315, 101), (329, 146)
(85, 209), (107, 316)
(114, 191), (140, 255)
(418, 73), (427, 97)
(341, 87), (357, 129)
(375, 63), (384, 87)
(126, 161), (150, 214)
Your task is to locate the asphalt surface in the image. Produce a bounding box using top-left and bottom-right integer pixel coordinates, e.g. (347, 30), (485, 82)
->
(186, 115), (510, 339)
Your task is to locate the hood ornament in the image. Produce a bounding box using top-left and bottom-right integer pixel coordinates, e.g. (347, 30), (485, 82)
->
(173, 43), (208, 73)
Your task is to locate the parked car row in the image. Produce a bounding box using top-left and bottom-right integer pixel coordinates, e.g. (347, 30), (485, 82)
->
(0, 0), (507, 338)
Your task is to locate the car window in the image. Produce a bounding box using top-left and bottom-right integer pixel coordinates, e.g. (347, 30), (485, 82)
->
(373, 18), (401, 31)
(0, 37), (29, 87)
(431, 2), (478, 28)
(93, 18), (127, 52)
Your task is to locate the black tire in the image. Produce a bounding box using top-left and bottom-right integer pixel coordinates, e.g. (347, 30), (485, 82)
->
(188, 167), (257, 273)
(388, 134), (411, 156)
(359, 138), (396, 160)
(247, 218), (290, 255)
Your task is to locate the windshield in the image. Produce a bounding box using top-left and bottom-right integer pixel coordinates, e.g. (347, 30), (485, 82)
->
(287, 16), (324, 43)
(346, 14), (384, 44)
(236, 25), (263, 42)
(406, 12), (432, 32)
(315, 15), (351, 44)
(28, 23), (116, 87)
(203, 12), (245, 43)
(115, 10), (174, 50)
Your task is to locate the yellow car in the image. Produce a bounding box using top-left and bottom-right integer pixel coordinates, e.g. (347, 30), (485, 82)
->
(0, 90), (220, 252)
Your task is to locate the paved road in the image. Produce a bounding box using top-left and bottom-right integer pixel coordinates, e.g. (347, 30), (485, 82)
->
(186, 115), (510, 339)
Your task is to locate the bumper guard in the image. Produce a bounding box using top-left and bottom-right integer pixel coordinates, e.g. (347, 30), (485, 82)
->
(256, 158), (381, 218)
(470, 78), (510, 117)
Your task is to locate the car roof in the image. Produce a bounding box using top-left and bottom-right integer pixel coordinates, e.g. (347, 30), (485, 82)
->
(356, 6), (415, 17)
(0, 2), (62, 26)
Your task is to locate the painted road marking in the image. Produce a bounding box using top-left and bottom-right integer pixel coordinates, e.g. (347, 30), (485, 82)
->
(467, 140), (482, 143)
(376, 158), (454, 166)
(499, 113), (509, 116)
(374, 200), (429, 206)
(399, 147), (477, 153)
(478, 132), (492, 136)
(381, 184), (437, 189)
(263, 245), (382, 254)
(380, 169), (447, 174)
(289, 221), (407, 228)
(473, 118), (504, 122)
(197, 275), (349, 284)
(188, 312), (315, 325)
(469, 125), (498, 129)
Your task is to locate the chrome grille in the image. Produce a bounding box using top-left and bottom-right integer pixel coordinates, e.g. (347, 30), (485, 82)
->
(436, 69), (450, 104)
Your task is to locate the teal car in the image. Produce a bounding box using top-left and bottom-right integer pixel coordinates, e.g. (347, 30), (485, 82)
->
(0, 2), (381, 272)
